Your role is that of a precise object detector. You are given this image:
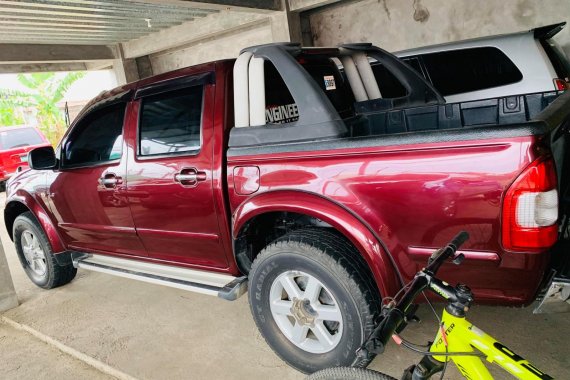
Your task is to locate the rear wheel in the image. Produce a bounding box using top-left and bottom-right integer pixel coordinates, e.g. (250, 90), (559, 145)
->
(248, 228), (380, 373)
(13, 212), (76, 289)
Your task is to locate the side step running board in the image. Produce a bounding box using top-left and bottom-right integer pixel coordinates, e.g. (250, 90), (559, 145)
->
(72, 253), (247, 301)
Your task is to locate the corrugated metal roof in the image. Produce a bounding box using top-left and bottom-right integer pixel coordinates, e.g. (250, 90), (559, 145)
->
(0, 0), (218, 45)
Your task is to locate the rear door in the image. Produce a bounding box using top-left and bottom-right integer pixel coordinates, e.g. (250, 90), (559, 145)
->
(126, 75), (228, 269)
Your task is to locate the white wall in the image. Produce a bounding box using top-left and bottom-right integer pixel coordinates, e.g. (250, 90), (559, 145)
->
(150, 20), (274, 73)
(309, 0), (570, 55)
(122, 10), (292, 75)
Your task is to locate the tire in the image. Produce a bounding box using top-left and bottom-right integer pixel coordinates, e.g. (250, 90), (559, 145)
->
(307, 367), (397, 380)
(13, 211), (76, 289)
(248, 228), (381, 374)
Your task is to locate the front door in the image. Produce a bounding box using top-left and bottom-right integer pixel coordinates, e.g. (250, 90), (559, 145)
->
(48, 102), (146, 256)
(126, 80), (228, 269)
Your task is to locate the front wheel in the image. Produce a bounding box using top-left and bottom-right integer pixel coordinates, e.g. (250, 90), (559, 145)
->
(307, 367), (397, 380)
(248, 228), (380, 373)
(13, 212), (77, 289)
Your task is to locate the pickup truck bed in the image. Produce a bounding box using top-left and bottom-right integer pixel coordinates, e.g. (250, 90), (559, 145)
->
(227, 43), (570, 307)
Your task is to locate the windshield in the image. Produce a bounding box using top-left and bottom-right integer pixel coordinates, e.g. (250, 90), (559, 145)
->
(0, 128), (44, 150)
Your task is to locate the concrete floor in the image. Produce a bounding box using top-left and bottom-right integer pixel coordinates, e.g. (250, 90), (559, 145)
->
(0, 195), (568, 379)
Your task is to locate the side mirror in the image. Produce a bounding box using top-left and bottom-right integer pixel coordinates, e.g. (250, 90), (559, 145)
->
(29, 146), (57, 170)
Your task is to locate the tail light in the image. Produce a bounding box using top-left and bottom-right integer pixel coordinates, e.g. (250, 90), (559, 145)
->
(554, 78), (568, 91)
(502, 156), (559, 252)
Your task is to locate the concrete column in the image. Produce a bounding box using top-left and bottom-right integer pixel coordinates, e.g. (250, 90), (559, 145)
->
(135, 56), (154, 79)
(0, 237), (18, 313)
(112, 58), (140, 86)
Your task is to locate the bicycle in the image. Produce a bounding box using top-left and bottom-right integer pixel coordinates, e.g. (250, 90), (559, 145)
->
(308, 232), (553, 380)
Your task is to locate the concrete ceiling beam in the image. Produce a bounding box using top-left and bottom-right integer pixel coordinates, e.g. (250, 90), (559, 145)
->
(0, 43), (117, 63)
(0, 37), (118, 44)
(84, 60), (114, 70)
(0, 27), (152, 40)
(121, 11), (268, 58)
(0, 62), (88, 73)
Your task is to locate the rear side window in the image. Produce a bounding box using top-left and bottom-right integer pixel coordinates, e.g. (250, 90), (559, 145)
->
(301, 59), (355, 119)
(421, 47), (523, 96)
(370, 63), (408, 98)
(264, 59), (355, 124)
(63, 104), (125, 168)
(139, 86), (203, 157)
(0, 128), (43, 150)
(403, 57), (423, 77)
(264, 62), (297, 124)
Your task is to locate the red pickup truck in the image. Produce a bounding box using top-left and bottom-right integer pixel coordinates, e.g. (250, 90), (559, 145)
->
(5, 43), (570, 373)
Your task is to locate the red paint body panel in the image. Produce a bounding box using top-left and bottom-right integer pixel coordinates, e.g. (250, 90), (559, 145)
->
(4, 60), (557, 305)
(46, 162), (145, 256)
(5, 170), (66, 253)
(231, 190), (401, 298)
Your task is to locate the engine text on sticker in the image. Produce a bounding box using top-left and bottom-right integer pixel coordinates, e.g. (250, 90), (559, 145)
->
(266, 103), (300, 124)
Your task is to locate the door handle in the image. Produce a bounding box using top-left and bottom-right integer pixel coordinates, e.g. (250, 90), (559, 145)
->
(174, 168), (206, 187)
(99, 173), (123, 189)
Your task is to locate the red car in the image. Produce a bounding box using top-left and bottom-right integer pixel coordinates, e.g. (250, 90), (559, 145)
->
(4, 42), (570, 373)
(0, 125), (50, 186)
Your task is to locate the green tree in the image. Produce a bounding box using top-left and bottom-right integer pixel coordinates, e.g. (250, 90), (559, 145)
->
(0, 103), (25, 126)
(0, 72), (86, 145)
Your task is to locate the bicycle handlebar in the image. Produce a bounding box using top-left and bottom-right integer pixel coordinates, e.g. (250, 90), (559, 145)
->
(450, 231), (470, 248)
(425, 231), (469, 275)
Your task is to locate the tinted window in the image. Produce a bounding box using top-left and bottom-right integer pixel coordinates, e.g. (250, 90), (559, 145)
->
(403, 57), (424, 77)
(370, 63), (408, 98)
(264, 62), (297, 124)
(302, 58), (355, 119)
(264, 59), (355, 124)
(421, 47), (523, 96)
(139, 86), (203, 156)
(0, 128), (43, 150)
(63, 104), (125, 168)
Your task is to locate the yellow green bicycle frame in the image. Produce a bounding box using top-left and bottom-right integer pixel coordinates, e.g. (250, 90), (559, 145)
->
(429, 309), (553, 379)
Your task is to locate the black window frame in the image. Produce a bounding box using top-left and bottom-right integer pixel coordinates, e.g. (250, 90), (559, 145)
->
(60, 102), (127, 170)
(369, 61), (410, 98)
(402, 57), (428, 82)
(136, 83), (205, 160)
